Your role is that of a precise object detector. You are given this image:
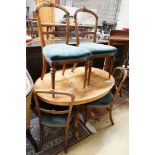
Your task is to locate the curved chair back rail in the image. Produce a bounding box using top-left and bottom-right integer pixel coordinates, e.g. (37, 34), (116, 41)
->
(74, 7), (98, 45)
(35, 1), (70, 47)
(33, 89), (75, 126)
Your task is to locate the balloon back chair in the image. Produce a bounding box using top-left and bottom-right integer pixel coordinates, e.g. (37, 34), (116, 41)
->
(73, 7), (117, 85)
(33, 89), (75, 153)
(85, 66), (127, 124)
(35, 2), (91, 93)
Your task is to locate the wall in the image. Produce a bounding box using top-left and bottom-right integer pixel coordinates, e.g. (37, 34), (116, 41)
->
(26, 0), (36, 19)
(116, 0), (129, 29)
(73, 0), (122, 25)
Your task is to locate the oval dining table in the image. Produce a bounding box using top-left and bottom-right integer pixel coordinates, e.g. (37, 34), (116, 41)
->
(33, 67), (115, 138)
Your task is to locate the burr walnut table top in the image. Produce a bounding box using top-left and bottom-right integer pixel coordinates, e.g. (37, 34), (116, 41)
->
(33, 67), (115, 106)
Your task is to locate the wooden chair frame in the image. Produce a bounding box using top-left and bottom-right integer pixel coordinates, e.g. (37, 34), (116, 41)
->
(35, 2), (90, 92)
(85, 66), (127, 124)
(73, 7), (116, 85)
(33, 88), (75, 153)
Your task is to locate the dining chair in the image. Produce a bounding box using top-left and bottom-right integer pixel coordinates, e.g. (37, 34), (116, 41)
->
(33, 89), (75, 153)
(73, 7), (117, 85)
(84, 66), (127, 124)
(35, 2), (91, 92)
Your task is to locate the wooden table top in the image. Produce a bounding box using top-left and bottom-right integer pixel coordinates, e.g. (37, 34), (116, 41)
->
(33, 67), (115, 106)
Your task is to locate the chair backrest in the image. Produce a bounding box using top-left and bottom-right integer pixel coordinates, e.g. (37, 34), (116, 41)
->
(111, 66), (128, 101)
(74, 7), (98, 46)
(33, 89), (75, 127)
(35, 1), (70, 47)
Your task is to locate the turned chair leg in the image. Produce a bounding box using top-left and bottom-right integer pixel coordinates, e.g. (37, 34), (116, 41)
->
(39, 125), (44, 151)
(41, 56), (47, 80)
(71, 63), (77, 72)
(87, 60), (93, 86)
(108, 106), (114, 125)
(84, 61), (89, 88)
(26, 128), (39, 152)
(62, 64), (66, 75)
(50, 64), (56, 97)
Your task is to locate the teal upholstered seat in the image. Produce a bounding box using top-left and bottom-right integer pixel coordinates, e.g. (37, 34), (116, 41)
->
(42, 113), (68, 126)
(43, 44), (91, 63)
(87, 92), (113, 106)
(78, 43), (117, 56)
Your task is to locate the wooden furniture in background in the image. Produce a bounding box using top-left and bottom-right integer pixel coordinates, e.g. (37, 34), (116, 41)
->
(33, 67), (115, 138)
(104, 30), (129, 71)
(33, 89), (75, 153)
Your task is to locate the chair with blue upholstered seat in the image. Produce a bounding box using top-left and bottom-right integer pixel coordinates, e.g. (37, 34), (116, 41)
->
(33, 89), (75, 153)
(73, 7), (117, 85)
(84, 66), (127, 124)
(35, 2), (91, 92)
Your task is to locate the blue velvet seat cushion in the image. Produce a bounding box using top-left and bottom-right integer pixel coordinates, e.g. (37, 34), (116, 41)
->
(43, 44), (91, 63)
(78, 43), (117, 56)
(87, 92), (113, 106)
(41, 113), (68, 126)
(40, 101), (76, 126)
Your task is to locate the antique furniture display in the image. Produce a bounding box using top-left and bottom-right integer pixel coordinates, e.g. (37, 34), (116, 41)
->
(84, 66), (127, 124)
(33, 89), (75, 153)
(26, 70), (39, 152)
(73, 7), (117, 86)
(33, 67), (115, 138)
(35, 2), (91, 92)
(104, 30), (129, 71)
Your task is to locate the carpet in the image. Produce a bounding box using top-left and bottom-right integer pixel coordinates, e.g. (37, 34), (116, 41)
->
(26, 117), (92, 155)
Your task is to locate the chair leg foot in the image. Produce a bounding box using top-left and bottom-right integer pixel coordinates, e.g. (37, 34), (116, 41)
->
(109, 108), (114, 125)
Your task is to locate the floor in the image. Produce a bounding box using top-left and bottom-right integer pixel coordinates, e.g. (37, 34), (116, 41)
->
(58, 91), (129, 155)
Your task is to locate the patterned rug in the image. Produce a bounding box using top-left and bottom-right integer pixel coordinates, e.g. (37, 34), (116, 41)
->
(26, 117), (92, 155)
